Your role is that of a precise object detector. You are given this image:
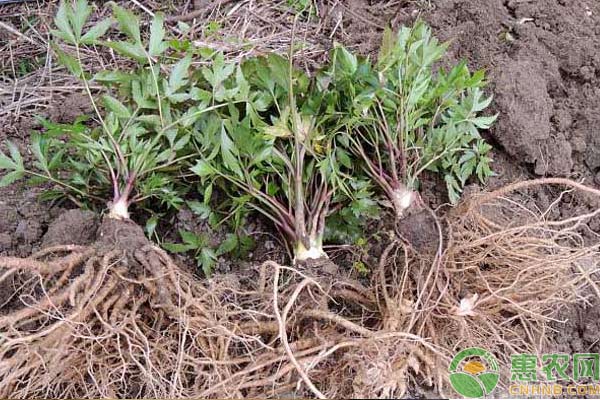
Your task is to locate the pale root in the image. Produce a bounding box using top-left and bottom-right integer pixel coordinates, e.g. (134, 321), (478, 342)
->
(108, 198), (130, 220)
(294, 238), (327, 261)
(391, 187), (416, 218)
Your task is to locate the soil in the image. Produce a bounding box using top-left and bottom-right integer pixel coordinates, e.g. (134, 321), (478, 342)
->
(41, 208), (98, 248)
(1, 0), (600, 395)
(555, 303), (600, 355)
(48, 92), (92, 124)
(396, 209), (440, 255)
(0, 185), (65, 257)
(96, 215), (150, 252)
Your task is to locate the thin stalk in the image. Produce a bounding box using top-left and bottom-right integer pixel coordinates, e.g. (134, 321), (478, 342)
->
(145, 53), (164, 127)
(215, 170), (295, 228)
(75, 43), (126, 199)
(375, 101), (400, 186)
(409, 134), (462, 185)
(347, 133), (395, 196)
(158, 102), (236, 135)
(144, 153), (197, 175)
(24, 169), (104, 202)
(100, 150), (120, 200)
(246, 202), (296, 241)
(310, 184), (330, 243)
(293, 137), (306, 244)
(395, 108), (407, 181)
(76, 45), (126, 172)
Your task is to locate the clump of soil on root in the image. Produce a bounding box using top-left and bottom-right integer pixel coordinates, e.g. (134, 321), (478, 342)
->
(1, 179), (599, 398)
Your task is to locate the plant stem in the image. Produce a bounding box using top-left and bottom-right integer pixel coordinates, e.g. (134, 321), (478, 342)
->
(108, 196), (130, 219)
(24, 169), (104, 201)
(145, 53), (164, 127)
(75, 43), (125, 197)
(159, 102), (238, 135)
(144, 153), (197, 175)
(294, 233), (326, 261)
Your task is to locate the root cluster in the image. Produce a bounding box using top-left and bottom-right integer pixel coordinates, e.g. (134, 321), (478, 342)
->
(1, 179), (599, 398)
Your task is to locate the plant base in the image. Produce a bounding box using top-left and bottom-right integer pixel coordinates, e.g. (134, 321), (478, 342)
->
(107, 198), (130, 220)
(294, 242), (327, 262)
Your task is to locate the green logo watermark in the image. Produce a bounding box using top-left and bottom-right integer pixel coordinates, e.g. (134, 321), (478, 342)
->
(449, 347), (500, 398)
(449, 348), (600, 397)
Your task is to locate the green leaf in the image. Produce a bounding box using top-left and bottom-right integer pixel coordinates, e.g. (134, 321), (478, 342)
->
(476, 158), (493, 182)
(263, 123), (292, 138)
(7, 141), (23, 170)
(93, 70), (132, 83)
(0, 151), (16, 170)
(163, 242), (195, 253)
(48, 149), (66, 171)
(472, 92), (493, 112)
(187, 200), (211, 219)
(190, 160), (216, 177)
(30, 133), (49, 173)
(173, 134), (191, 151)
(70, 0), (92, 40)
(444, 174), (461, 204)
(52, 44), (83, 78)
(266, 53), (289, 89)
(169, 54), (192, 93)
(102, 95), (131, 118)
(131, 80), (156, 108)
(204, 183), (213, 204)
(217, 234), (238, 256)
(177, 21), (191, 34)
(105, 41), (147, 63)
(334, 44), (358, 76)
(110, 2), (141, 43)
(145, 214), (159, 238)
(238, 235), (255, 256)
(54, 1), (76, 44)
(459, 156), (477, 184)
(180, 230), (201, 246)
(199, 247), (217, 276)
(149, 13), (168, 56)
(80, 18), (113, 44)
(378, 26), (395, 65)
(220, 128), (242, 177)
(336, 148), (352, 169)
(0, 170), (24, 187)
(471, 114), (497, 129)
(167, 93), (191, 103)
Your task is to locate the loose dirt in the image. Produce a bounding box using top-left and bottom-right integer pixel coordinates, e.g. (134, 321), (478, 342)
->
(41, 209), (98, 248)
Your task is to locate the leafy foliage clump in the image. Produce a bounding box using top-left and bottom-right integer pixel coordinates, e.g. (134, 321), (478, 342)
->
(0, 1), (496, 268)
(189, 52), (374, 260)
(318, 22), (495, 214)
(1, 1), (202, 217)
(163, 227), (254, 276)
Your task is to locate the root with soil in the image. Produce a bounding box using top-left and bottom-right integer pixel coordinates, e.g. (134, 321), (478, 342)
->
(1, 178), (599, 398)
(0, 219), (239, 398)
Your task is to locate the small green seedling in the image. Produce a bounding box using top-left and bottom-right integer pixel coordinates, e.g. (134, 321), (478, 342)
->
(189, 51), (374, 262)
(0, 1), (208, 219)
(163, 229), (254, 276)
(322, 21), (496, 217)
